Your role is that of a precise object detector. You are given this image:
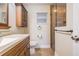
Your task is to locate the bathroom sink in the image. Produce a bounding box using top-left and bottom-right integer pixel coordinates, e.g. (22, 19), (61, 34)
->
(3, 34), (29, 38)
(0, 37), (18, 47)
(0, 34), (29, 48)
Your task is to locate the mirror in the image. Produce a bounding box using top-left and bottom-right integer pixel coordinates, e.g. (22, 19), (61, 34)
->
(0, 3), (10, 29)
(51, 3), (66, 27)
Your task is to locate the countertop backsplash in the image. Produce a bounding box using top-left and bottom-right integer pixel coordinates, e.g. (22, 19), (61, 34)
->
(0, 29), (13, 37)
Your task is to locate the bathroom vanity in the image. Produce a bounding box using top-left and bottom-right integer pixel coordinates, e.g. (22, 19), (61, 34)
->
(0, 34), (30, 56)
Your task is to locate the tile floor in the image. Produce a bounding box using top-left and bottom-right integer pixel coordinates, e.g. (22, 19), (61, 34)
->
(30, 48), (54, 56)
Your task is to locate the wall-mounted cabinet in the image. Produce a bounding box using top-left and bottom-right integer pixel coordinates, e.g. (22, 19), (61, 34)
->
(16, 3), (27, 27)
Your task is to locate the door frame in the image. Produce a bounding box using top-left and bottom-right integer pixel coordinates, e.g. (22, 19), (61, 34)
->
(50, 4), (56, 49)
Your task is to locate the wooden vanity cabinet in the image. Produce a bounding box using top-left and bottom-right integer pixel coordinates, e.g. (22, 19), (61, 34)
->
(16, 3), (27, 27)
(2, 37), (30, 56)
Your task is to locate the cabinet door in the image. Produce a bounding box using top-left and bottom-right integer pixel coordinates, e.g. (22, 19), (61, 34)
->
(55, 31), (73, 56)
(19, 49), (25, 56)
(16, 3), (27, 27)
(22, 6), (27, 27)
(25, 48), (30, 56)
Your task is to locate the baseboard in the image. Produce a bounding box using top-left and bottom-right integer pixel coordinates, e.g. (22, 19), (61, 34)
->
(35, 44), (50, 48)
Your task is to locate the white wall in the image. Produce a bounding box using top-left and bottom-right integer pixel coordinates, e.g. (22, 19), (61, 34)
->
(26, 4), (50, 48)
(72, 3), (79, 56)
(72, 3), (79, 36)
(66, 3), (73, 29)
(0, 3), (28, 36)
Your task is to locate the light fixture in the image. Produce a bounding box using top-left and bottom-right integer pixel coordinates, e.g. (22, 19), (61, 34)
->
(53, 9), (57, 13)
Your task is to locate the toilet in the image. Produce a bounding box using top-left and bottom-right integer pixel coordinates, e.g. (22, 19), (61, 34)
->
(30, 41), (38, 55)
